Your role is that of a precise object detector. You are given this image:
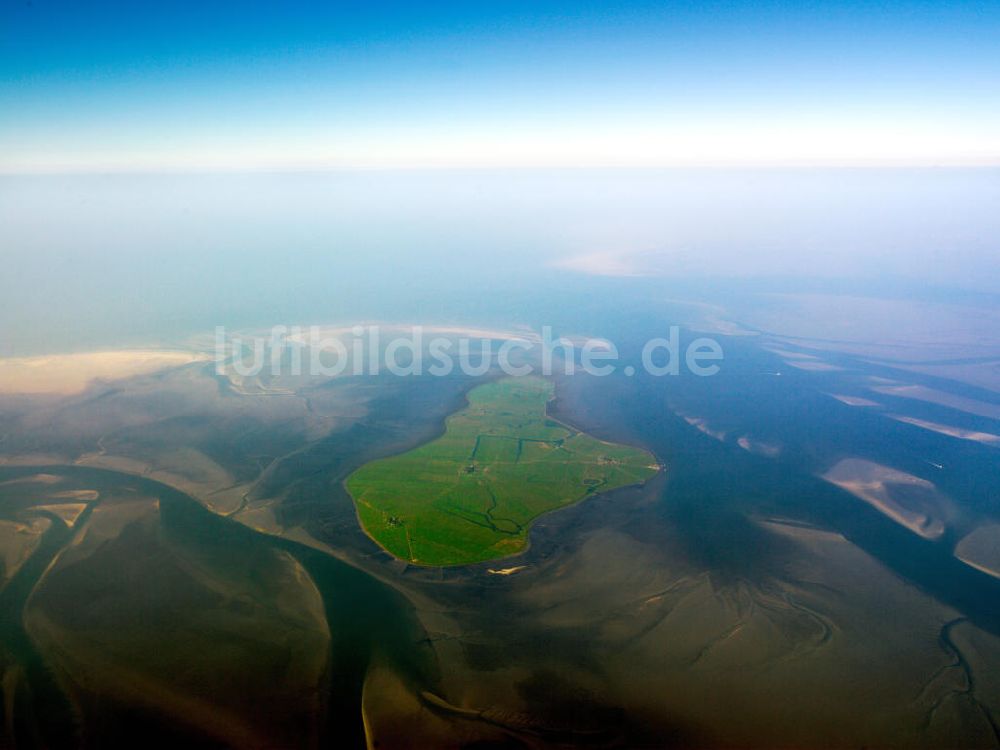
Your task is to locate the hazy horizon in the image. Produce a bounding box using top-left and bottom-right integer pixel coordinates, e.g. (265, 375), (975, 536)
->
(2, 167), (998, 357)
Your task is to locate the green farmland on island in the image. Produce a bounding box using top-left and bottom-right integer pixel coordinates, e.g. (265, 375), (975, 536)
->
(346, 377), (659, 566)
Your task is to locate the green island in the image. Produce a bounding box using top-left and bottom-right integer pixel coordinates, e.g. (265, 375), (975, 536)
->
(346, 376), (659, 566)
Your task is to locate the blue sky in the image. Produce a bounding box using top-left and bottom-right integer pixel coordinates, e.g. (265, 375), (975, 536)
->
(2, 0), (999, 170)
